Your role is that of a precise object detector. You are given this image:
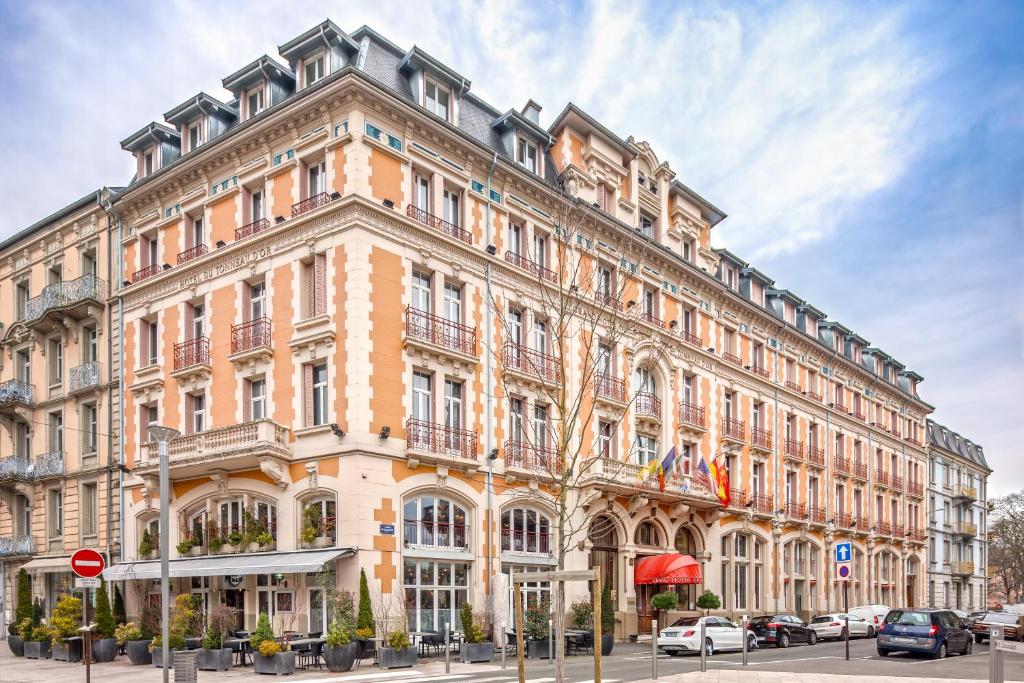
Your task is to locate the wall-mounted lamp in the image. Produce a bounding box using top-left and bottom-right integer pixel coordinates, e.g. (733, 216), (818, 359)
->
(486, 244), (497, 255)
(162, 263), (172, 270)
(122, 280), (131, 288)
(669, 320), (677, 328)
(626, 300), (636, 308)
(330, 423), (345, 438)
(379, 426), (391, 439)
(488, 448), (499, 461)
(382, 198), (394, 208)
(331, 191), (342, 200)
(215, 240), (226, 248)
(275, 216), (286, 224)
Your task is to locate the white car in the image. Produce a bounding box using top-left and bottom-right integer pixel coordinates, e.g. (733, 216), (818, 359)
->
(809, 613), (873, 640)
(848, 604), (889, 636)
(657, 616), (758, 656)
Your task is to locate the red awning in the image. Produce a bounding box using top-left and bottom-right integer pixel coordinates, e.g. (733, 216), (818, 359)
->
(634, 553), (702, 585)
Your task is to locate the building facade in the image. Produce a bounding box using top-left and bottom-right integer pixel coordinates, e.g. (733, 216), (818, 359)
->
(925, 419), (990, 611)
(0, 190), (119, 632)
(2, 22), (944, 638)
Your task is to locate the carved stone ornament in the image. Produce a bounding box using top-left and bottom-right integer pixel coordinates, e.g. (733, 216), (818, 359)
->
(259, 457), (288, 489)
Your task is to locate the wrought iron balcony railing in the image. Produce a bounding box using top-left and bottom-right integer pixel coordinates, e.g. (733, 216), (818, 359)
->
(751, 365), (770, 380)
(640, 311), (664, 329)
(680, 330), (702, 347)
(132, 264), (162, 284)
(405, 307), (477, 356)
(594, 373), (625, 403)
(22, 274), (107, 322)
(292, 192), (331, 217)
(69, 361), (101, 393)
(722, 417), (746, 441)
(751, 493), (774, 515)
(504, 440), (561, 474)
(808, 506), (827, 524)
(0, 535), (34, 558)
(593, 291), (622, 311)
(0, 452), (63, 481)
(635, 392), (661, 419)
(751, 427), (773, 450)
(501, 528), (550, 555)
(808, 445), (825, 467)
(784, 380), (802, 392)
(784, 439), (804, 460)
(834, 455), (852, 476)
(177, 244), (208, 265)
(174, 337), (211, 370)
(0, 379), (34, 407)
(785, 502), (807, 520)
(678, 401), (705, 429)
(407, 204), (473, 244)
(503, 341), (560, 384)
(722, 351), (741, 366)
(406, 418), (479, 461)
(504, 250), (558, 284)
(876, 470), (890, 487)
(404, 520), (468, 550)
(231, 318), (272, 354)
(235, 217), (271, 241)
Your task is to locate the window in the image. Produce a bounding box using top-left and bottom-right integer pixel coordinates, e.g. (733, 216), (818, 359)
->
(188, 393), (205, 433)
(189, 215), (204, 248)
(531, 319), (547, 353)
(142, 318), (158, 366)
(635, 521), (661, 546)
(190, 302), (205, 339)
(517, 137), (538, 174)
(501, 508), (551, 554)
(15, 422), (30, 458)
(248, 378), (266, 420)
(302, 253), (327, 318)
(249, 281), (266, 320)
(443, 188), (460, 226)
(403, 559), (469, 633)
(49, 489), (63, 539)
(507, 222), (523, 255)
(81, 482), (98, 538)
(307, 160), (326, 197)
(309, 363), (328, 426)
(531, 404), (549, 449)
(509, 398), (524, 442)
(532, 233), (547, 268)
(403, 496), (468, 549)
(413, 371), (432, 422)
(247, 88), (264, 119)
(143, 234), (158, 268)
(444, 380), (463, 431)
(84, 326), (98, 363)
(141, 405), (157, 444)
(597, 266), (613, 299)
(414, 173), (430, 211)
(597, 420), (614, 458)
(48, 338), (63, 386)
(443, 283), (462, 323)
(48, 412), (63, 453)
(250, 189), (264, 222)
(635, 434), (657, 465)
(15, 282), (29, 319)
(597, 183), (612, 213)
(304, 53), (325, 86)
(82, 403), (98, 454)
(425, 79), (451, 120)
(144, 150), (154, 176)
(187, 122), (201, 152)
(46, 262), (62, 284)
(682, 238), (695, 263)
(639, 213), (654, 239)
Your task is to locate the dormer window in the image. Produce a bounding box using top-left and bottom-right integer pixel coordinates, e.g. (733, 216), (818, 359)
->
(304, 53), (325, 87)
(517, 136), (538, 174)
(144, 150), (154, 177)
(247, 88), (264, 120)
(187, 122), (202, 152)
(425, 79), (450, 121)
(639, 213), (654, 239)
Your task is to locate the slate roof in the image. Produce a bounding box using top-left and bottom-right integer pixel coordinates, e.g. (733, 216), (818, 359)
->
(927, 419), (991, 472)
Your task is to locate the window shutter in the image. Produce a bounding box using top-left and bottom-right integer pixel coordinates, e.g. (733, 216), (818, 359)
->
(139, 405), (148, 445)
(302, 262), (314, 318)
(303, 364), (314, 427)
(185, 219), (194, 249)
(242, 286), (252, 323)
(597, 184), (607, 211)
(314, 253), (327, 316)
(140, 323), (148, 365)
(185, 394), (195, 434)
(243, 380), (252, 422)
(185, 305), (195, 340)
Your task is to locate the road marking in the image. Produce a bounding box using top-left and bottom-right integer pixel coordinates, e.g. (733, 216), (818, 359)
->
(313, 671), (458, 683)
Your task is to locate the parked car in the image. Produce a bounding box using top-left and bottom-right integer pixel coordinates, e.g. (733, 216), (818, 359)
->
(749, 615), (817, 648)
(809, 613), (873, 640)
(877, 608), (972, 658)
(657, 616), (757, 656)
(848, 605), (890, 636)
(950, 609), (975, 628)
(973, 612), (1024, 643)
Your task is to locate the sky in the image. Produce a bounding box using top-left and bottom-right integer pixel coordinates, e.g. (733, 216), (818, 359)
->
(0, 0), (1020, 491)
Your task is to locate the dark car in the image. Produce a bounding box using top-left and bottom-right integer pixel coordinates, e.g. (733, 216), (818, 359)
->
(973, 612), (1024, 643)
(749, 614), (817, 648)
(877, 608), (972, 658)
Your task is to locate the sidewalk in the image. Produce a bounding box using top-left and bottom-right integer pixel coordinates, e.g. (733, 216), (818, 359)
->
(629, 673), (1019, 683)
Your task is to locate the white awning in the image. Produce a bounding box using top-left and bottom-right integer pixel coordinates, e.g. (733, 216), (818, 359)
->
(21, 555), (73, 574)
(101, 547), (355, 581)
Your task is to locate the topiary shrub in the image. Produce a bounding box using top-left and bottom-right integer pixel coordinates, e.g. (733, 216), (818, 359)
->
(461, 602), (486, 643)
(138, 529), (153, 556)
(386, 630), (410, 650)
(524, 600), (550, 641)
(570, 599), (593, 629)
(600, 584), (614, 633)
(650, 591), (679, 612)
(115, 622), (142, 645)
(113, 585), (127, 627)
(49, 594), (82, 647)
(250, 612), (275, 653)
(696, 590), (720, 615)
(356, 569), (373, 634)
(13, 568), (32, 635)
(95, 580), (116, 638)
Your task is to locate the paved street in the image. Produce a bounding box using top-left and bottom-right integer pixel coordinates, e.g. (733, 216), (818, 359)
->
(1, 636), (1021, 682)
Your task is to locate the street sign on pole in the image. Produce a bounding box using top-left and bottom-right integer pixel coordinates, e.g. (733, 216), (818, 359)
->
(834, 542), (852, 563)
(70, 548), (105, 579)
(836, 562), (852, 582)
(75, 577), (101, 589)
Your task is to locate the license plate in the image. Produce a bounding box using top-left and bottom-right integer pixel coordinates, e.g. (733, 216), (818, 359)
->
(892, 637), (915, 643)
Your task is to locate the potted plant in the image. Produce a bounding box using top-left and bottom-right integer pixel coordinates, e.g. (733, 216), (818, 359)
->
(227, 528), (243, 550)
(251, 612), (295, 675)
(355, 569), (374, 657)
(149, 594), (192, 667)
(696, 589), (720, 616)
(598, 584), (615, 655)
(197, 604), (234, 671)
(460, 602), (494, 663)
(242, 509), (266, 552)
(176, 534), (197, 557)
(324, 620), (358, 672)
(138, 528), (156, 559)
(24, 622), (52, 659)
(6, 568), (32, 657)
(209, 535), (225, 554)
(301, 504), (328, 548)
(524, 600), (551, 659)
(255, 529), (275, 551)
(113, 585), (128, 629)
(379, 629), (416, 669)
(116, 622), (151, 665)
(92, 580), (119, 662)
(650, 591), (679, 630)
(49, 594), (83, 662)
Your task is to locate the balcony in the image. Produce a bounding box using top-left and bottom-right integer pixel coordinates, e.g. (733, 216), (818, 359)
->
(953, 485), (978, 502)
(236, 217), (271, 241)
(952, 561), (975, 576)
(581, 457), (721, 508)
(593, 291), (622, 311)
(177, 244), (208, 265)
(891, 474), (904, 490)
(404, 520), (469, 552)
(806, 390), (822, 402)
(836, 512), (853, 529)
(678, 401), (706, 431)
(639, 311), (664, 329)
(69, 361), (102, 395)
(132, 264), (162, 284)
(887, 426), (901, 438)
(406, 418), (479, 467)
(137, 419), (291, 476)
(784, 439), (804, 461)
(0, 379), (34, 414)
(907, 481), (924, 498)
(728, 489), (750, 509)
(635, 392), (662, 421)
(407, 204), (473, 245)
(785, 502), (808, 521)
(722, 417), (746, 443)
(504, 440), (561, 476)
(751, 365), (770, 380)
(0, 535), (34, 558)
(784, 380), (801, 393)
(808, 506), (827, 525)
(908, 528), (927, 543)
(680, 330), (702, 347)
(502, 342), (560, 385)
(876, 522), (892, 537)
(893, 523), (905, 538)
(751, 493), (774, 516)
(404, 307), (477, 360)
(954, 521), (978, 537)
(807, 445), (826, 468)
(171, 337), (211, 382)
(903, 436), (922, 447)
(501, 528), (551, 556)
(833, 455), (852, 476)
(751, 427), (772, 452)
(0, 453), (64, 484)
(852, 410), (866, 422)
(21, 274), (107, 326)
(876, 470), (890, 487)
(854, 516), (870, 533)
(229, 318), (273, 364)
(852, 460), (868, 481)
(504, 250), (558, 284)
(291, 191), (331, 218)
(722, 351), (741, 366)
(594, 373), (626, 405)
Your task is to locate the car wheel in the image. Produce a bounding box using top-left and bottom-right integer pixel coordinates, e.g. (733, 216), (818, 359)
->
(840, 627), (848, 640)
(975, 634), (984, 644)
(933, 642), (947, 660)
(877, 648), (890, 657)
(866, 626), (875, 638)
(705, 638), (714, 656)
(667, 651), (682, 657)
(808, 631), (817, 646)
(778, 633), (790, 648)
(963, 638), (973, 656)
(747, 634), (758, 651)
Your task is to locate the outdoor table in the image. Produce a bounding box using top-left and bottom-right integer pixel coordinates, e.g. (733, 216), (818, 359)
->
(224, 637), (250, 667)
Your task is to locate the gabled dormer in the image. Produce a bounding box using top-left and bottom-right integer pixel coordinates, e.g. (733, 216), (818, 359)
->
(279, 20), (360, 90)
(898, 370), (923, 397)
(796, 302), (826, 337)
(164, 93), (238, 154)
(740, 268), (774, 307)
(120, 122), (180, 182)
(865, 347), (892, 379)
(714, 248), (745, 292)
(817, 321), (850, 352)
(843, 332), (869, 363)
(222, 55), (295, 122)
(668, 179), (726, 267)
(765, 288), (802, 324)
(492, 102), (554, 179)
(398, 45), (470, 126)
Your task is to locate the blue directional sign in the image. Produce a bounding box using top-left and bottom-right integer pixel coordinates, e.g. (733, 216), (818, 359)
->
(834, 542), (852, 563)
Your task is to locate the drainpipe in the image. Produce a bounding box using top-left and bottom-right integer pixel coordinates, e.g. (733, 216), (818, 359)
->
(772, 326), (782, 612)
(484, 151), (498, 625)
(102, 189), (126, 580)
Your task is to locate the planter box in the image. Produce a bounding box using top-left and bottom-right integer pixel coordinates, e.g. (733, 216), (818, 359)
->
(461, 641), (495, 663)
(53, 639), (82, 662)
(217, 544), (239, 555)
(324, 642), (358, 672)
(126, 639), (153, 665)
(254, 650), (296, 675)
(7, 634), (25, 657)
(526, 639), (552, 659)
(93, 637), (118, 662)
(152, 646), (183, 667)
(24, 641), (51, 659)
(197, 647), (233, 671)
(600, 633), (614, 656)
(187, 546), (203, 557)
(379, 645), (417, 669)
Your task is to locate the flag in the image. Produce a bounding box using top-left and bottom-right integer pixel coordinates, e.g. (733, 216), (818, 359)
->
(657, 446), (677, 493)
(709, 456), (731, 507)
(695, 458), (712, 488)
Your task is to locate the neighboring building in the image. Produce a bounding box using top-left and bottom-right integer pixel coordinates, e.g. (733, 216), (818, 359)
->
(926, 419), (990, 610)
(0, 190), (118, 631)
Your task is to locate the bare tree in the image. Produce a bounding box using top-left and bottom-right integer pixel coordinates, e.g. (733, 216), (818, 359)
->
(990, 493), (1024, 605)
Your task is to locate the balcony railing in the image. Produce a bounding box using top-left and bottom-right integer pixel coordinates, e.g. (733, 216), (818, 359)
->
(751, 493), (774, 515)
(504, 440), (560, 474)
(955, 521), (978, 536)
(235, 217), (271, 241)
(0, 535), (34, 558)
(177, 244), (208, 265)
(173, 337), (210, 371)
(784, 439), (804, 460)
(231, 317), (272, 354)
(504, 251), (558, 284)
(728, 489), (750, 508)
(893, 523), (905, 538)
(678, 401), (705, 429)
(405, 307), (477, 356)
(292, 192), (331, 218)
(876, 522), (892, 536)
(806, 390), (822, 402)
(808, 506), (827, 524)
(142, 419), (290, 466)
(952, 561), (975, 575)
(407, 204), (473, 244)
(635, 392), (661, 419)
(908, 481), (924, 497)
(722, 417), (746, 441)
(852, 410), (866, 422)
(904, 436), (922, 447)
(594, 373), (625, 403)
(784, 380), (801, 392)
(722, 351), (741, 366)
(0, 379), (34, 408)
(852, 461), (868, 480)
(892, 474), (904, 490)
(0, 453), (64, 481)
(888, 426), (901, 438)
(503, 341), (560, 384)
(69, 361), (101, 393)
(836, 512), (853, 529)
(680, 330), (702, 347)
(501, 528), (550, 555)
(404, 520), (468, 550)
(876, 470), (890, 487)
(908, 528), (927, 542)
(953, 485), (978, 501)
(751, 427), (772, 450)
(808, 445), (825, 467)
(406, 418), (479, 461)
(593, 291), (622, 311)
(854, 516), (870, 532)
(132, 264), (162, 284)
(22, 274), (107, 322)
(833, 455), (852, 476)
(785, 502), (807, 520)
(640, 311), (664, 329)
(751, 365), (770, 380)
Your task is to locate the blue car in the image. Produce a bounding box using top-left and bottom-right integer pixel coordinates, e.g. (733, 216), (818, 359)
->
(877, 608), (973, 659)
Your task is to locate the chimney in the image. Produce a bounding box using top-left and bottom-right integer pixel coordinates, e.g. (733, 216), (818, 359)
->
(521, 99), (542, 124)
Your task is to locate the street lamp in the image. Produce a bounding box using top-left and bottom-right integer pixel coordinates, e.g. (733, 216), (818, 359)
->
(149, 425), (180, 683)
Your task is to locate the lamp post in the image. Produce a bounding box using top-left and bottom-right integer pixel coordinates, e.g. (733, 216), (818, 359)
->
(149, 425), (180, 683)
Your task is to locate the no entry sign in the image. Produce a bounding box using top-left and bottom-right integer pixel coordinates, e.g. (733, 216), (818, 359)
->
(70, 548), (105, 579)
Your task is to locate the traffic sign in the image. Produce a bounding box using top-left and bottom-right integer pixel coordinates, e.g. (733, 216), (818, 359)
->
(75, 577), (101, 589)
(71, 548), (105, 579)
(837, 561), (852, 582)
(834, 542), (852, 563)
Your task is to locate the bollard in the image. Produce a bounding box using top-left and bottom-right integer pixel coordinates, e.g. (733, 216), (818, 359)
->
(501, 623), (506, 670)
(548, 618), (553, 664)
(700, 617), (707, 672)
(444, 626), (450, 674)
(991, 625), (1004, 683)
(742, 615), (748, 666)
(652, 619), (658, 680)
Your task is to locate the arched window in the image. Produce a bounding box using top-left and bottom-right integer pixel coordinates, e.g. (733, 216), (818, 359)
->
(589, 516), (619, 598)
(300, 496), (337, 546)
(634, 367), (656, 395)
(635, 521), (661, 547)
(782, 539), (820, 615)
(720, 531), (766, 612)
(501, 507), (551, 554)
(403, 496), (468, 550)
(672, 526), (701, 610)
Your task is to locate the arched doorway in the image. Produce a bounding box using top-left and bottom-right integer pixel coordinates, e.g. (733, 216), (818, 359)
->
(673, 526), (701, 610)
(588, 515), (619, 614)
(634, 520), (665, 633)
